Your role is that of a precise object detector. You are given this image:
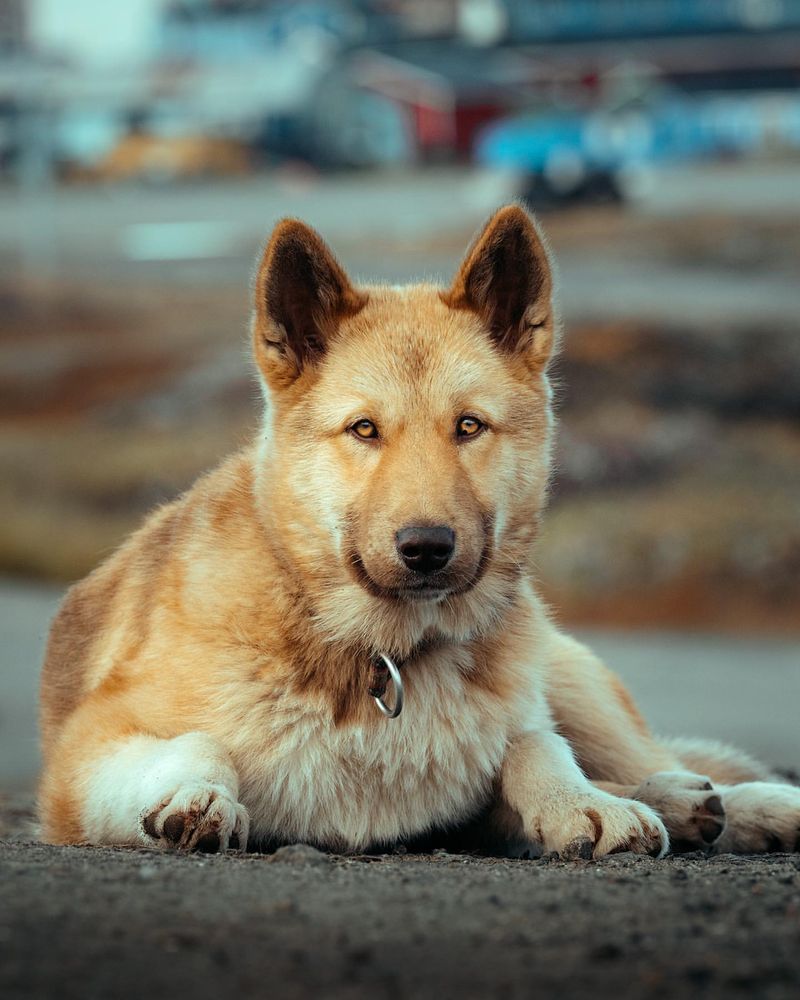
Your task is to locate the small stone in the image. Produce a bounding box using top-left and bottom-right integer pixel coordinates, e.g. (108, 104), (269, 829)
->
(268, 844), (331, 866)
(347, 946), (372, 966)
(591, 942), (623, 961)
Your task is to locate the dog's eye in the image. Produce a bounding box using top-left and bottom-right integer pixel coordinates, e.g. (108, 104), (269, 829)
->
(456, 416), (484, 439)
(350, 419), (379, 440)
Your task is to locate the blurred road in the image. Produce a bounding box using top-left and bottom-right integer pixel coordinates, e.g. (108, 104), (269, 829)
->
(3, 163), (800, 325)
(1, 578), (797, 793)
(0, 580), (61, 792)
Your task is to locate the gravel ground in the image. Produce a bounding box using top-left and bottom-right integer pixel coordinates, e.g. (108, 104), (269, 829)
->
(2, 827), (800, 1000)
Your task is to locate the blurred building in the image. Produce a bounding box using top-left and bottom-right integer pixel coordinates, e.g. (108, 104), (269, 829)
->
(2, 0), (800, 180)
(504, 0), (800, 40)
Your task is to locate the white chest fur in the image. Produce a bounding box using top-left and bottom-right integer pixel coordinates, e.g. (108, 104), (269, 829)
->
(229, 660), (518, 850)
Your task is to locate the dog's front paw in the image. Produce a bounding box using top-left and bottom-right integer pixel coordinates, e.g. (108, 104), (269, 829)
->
(139, 783), (249, 853)
(633, 771), (726, 850)
(537, 790), (668, 860)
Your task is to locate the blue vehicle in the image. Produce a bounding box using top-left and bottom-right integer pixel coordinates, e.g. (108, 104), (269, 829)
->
(476, 84), (800, 203)
(476, 88), (703, 203)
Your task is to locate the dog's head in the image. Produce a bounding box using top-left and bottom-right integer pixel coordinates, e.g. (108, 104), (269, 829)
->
(252, 206), (557, 643)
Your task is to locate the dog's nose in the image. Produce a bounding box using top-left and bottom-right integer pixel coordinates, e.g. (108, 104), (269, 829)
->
(396, 526), (455, 575)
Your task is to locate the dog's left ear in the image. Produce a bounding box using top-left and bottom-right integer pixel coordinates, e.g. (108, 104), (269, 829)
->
(253, 218), (366, 386)
(442, 205), (555, 369)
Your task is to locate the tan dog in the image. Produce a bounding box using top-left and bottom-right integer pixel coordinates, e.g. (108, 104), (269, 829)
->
(39, 206), (799, 857)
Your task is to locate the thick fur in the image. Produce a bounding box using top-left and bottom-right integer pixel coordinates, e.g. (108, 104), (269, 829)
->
(39, 207), (799, 858)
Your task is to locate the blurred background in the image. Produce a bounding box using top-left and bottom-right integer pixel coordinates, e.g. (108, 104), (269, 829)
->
(1, 0), (799, 798)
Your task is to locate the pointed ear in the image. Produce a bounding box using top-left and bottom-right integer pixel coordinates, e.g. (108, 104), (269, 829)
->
(441, 205), (556, 368)
(253, 219), (366, 385)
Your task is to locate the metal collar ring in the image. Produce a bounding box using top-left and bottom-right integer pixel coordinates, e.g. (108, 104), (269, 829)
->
(372, 653), (404, 719)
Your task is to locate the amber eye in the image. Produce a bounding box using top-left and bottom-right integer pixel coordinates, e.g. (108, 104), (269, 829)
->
(350, 419), (379, 440)
(456, 416), (485, 439)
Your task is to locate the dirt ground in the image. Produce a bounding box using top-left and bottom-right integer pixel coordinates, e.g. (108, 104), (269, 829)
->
(2, 814), (800, 1000)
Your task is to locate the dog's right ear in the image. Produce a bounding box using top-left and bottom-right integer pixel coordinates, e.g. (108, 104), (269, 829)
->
(253, 219), (366, 386)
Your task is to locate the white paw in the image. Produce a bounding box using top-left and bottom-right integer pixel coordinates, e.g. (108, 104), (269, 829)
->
(633, 771), (726, 849)
(714, 782), (800, 854)
(139, 783), (250, 853)
(537, 789), (669, 859)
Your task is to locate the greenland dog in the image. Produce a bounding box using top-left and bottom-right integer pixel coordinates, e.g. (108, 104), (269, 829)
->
(39, 206), (799, 857)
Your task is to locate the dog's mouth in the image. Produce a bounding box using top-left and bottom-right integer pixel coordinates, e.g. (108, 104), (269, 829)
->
(390, 581), (453, 602)
(349, 556), (454, 602)
(347, 545), (492, 603)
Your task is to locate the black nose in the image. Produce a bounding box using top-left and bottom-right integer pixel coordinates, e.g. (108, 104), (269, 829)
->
(396, 525), (455, 575)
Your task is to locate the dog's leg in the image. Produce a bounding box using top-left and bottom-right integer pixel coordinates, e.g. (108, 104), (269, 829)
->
(89, 732), (249, 852)
(544, 632), (800, 853)
(600, 777), (800, 854)
(664, 739), (799, 852)
(545, 632), (684, 783)
(544, 632), (727, 850)
(501, 727), (668, 859)
(40, 717), (249, 852)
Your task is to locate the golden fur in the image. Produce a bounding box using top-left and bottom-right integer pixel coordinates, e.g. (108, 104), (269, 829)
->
(39, 206), (798, 857)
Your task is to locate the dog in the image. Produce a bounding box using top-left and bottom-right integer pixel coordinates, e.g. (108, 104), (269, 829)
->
(39, 205), (799, 857)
